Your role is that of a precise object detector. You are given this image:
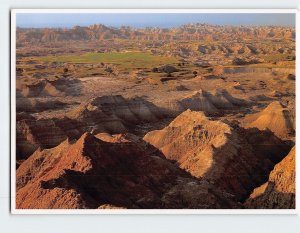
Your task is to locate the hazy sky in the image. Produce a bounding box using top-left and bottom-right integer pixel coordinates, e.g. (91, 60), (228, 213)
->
(16, 13), (295, 28)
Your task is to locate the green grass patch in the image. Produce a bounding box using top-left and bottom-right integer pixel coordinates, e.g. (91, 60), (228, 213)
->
(36, 52), (179, 69)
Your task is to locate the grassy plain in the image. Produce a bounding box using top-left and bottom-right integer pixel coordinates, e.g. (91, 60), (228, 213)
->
(37, 52), (179, 69)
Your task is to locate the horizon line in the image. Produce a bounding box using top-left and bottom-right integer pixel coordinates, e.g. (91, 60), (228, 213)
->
(16, 22), (295, 30)
(15, 13), (296, 29)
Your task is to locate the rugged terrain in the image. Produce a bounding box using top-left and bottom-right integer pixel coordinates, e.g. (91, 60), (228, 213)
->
(245, 146), (295, 209)
(15, 23), (295, 209)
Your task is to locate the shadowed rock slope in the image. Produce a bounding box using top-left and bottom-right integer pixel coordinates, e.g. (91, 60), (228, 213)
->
(67, 95), (165, 133)
(16, 113), (68, 161)
(16, 132), (240, 209)
(16, 95), (166, 161)
(245, 146), (295, 209)
(16, 98), (72, 113)
(144, 110), (292, 201)
(177, 89), (248, 115)
(16, 76), (81, 98)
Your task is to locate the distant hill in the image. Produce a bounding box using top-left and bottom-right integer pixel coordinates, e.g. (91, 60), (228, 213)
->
(16, 23), (295, 43)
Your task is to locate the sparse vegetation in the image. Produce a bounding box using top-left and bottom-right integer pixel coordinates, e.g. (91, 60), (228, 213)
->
(37, 52), (179, 69)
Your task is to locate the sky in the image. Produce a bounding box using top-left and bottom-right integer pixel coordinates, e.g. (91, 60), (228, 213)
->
(16, 13), (295, 28)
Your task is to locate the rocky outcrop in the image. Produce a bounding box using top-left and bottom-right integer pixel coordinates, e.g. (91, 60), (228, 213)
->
(179, 90), (218, 114)
(16, 114), (68, 160)
(16, 98), (69, 113)
(153, 65), (179, 73)
(144, 110), (292, 201)
(17, 80), (63, 98)
(16, 132), (240, 209)
(178, 89), (248, 115)
(16, 95), (167, 161)
(287, 74), (295, 80)
(245, 146), (295, 209)
(232, 57), (264, 65)
(243, 101), (295, 139)
(67, 95), (165, 133)
(16, 76), (81, 98)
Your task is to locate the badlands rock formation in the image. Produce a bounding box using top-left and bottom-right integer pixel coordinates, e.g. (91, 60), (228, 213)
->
(171, 89), (250, 116)
(67, 95), (165, 133)
(16, 76), (81, 98)
(16, 132), (240, 209)
(144, 110), (291, 201)
(16, 95), (166, 161)
(178, 89), (248, 115)
(245, 146), (295, 209)
(17, 24), (295, 43)
(16, 98), (68, 113)
(15, 22), (295, 209)
(243, 101), (295, 139)
(16, 113), (68, 160)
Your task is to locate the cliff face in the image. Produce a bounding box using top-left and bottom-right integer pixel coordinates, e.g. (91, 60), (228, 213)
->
(144, 110), (292, 201)
(245, 146), (295, 209)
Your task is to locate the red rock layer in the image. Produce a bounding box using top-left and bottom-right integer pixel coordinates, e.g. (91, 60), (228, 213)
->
(16, 132), (240, 209)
